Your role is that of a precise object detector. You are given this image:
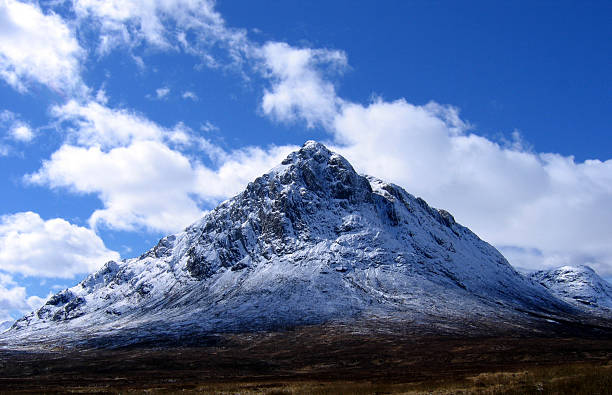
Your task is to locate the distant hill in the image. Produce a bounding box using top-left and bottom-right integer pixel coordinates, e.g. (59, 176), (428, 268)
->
(530, 265), (612, 315)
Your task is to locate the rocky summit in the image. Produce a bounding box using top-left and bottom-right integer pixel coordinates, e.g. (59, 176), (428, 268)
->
(3, 141), (610, 348)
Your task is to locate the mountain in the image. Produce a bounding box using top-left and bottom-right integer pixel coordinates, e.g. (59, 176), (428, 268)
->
(530, 266), (612, 315)
(2, 141), (601, 348)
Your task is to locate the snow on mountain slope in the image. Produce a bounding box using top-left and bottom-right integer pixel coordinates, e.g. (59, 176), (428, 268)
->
(0, 321), (13, 333)
(2, 141), (585, 347)
(530, 266), (612, 315)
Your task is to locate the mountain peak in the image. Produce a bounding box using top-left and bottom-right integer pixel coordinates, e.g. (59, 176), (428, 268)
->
(279, 140), (333, 166)
(301, 139), (331, 154)
(263, 140), (371, 203)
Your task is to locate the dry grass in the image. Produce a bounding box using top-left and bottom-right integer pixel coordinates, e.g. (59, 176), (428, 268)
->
(107, 363), (611, 394)
(2, 331), (611, 393)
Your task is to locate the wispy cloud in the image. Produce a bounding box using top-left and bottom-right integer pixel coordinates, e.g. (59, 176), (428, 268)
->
(200, 120), (218, 132)
(182, 91), (198, 101)
(155, 87), (170, 99)
(72, 0), (250, 70)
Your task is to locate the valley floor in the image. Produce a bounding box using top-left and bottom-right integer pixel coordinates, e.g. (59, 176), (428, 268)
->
(1, 325), (611, 394)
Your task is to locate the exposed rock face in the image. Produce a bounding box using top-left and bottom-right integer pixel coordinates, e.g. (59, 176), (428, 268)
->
(530, 265), (612, 315)
(3, 141), (605, 347)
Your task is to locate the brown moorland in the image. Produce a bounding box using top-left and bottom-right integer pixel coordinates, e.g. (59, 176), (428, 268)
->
(1, 323), (611, 394)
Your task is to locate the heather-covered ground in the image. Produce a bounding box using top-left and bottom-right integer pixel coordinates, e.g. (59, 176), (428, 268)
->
(1, 325), (611, 393)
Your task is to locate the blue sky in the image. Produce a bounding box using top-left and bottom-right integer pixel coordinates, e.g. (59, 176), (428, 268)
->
(0, 0), (610, 322)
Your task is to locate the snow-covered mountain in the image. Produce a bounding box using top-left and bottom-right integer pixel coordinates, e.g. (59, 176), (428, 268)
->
(2, 141), (602, 347)
(530, 266), (612, 315)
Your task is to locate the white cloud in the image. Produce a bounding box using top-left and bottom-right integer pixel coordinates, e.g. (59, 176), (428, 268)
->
(51, 100), (217, 151)
(200, 120), (218, 132)
(1, 110), (34, 143)
(182, 91), (198, 101)
(155, 87), (170, 99)
(9, 123), (33, 142)
(73, 0), (249, 68)
(0, 212), (119, 278)
(74, 0), (173, 51)
(0, 272), (46, 322)
(0, 0), (85, 94)
(259, 42), (346, 128)
(30, 141), (206, 232)
(95, 88), (109, 104)
(0, 109), (12, 122)
(51, 100), (167, 148)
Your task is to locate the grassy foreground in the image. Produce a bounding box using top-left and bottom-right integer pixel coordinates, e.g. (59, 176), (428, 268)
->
(143, 363), (611, 394)
(13, 362), (607, 394)
(1, 329), (611, 393)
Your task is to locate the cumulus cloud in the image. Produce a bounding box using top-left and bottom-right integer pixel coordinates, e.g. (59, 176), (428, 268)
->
(0, 212), (119, 278)
(1, 110), (34, 143)
(30, 141), (206, 232)
(9, 123), (33, 142)
(51, 100), (169, 148)
(0, 0), (85, 94)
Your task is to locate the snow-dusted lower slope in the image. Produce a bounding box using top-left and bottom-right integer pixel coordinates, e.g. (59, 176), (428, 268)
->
(530, 266), (612, 315)
(0, 321), (12, 333)
(2, 141), (592, 347)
